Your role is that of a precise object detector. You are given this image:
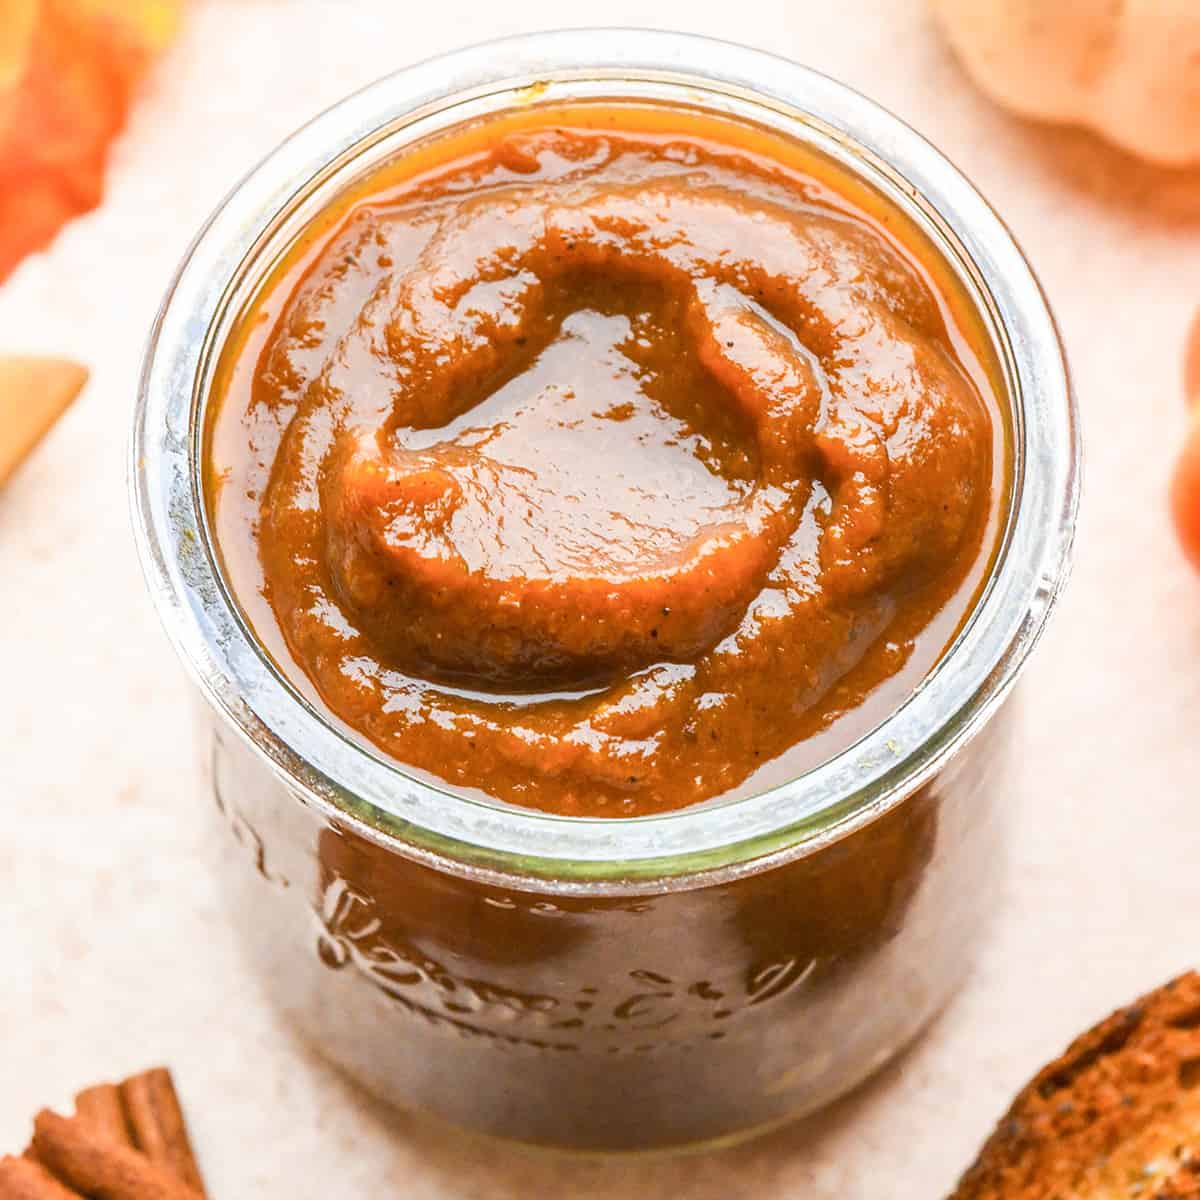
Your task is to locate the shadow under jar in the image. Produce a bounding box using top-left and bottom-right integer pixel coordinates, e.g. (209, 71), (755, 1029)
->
(132, 30), (1078, 1152)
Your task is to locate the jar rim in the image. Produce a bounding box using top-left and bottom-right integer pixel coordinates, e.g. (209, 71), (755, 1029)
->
(131, 28), (1078, 887)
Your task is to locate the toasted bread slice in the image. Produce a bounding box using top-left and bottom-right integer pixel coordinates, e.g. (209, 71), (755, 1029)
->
(952, 972), (1200, 1200)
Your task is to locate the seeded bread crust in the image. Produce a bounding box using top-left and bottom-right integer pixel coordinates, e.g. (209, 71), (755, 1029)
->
(951, 972), (1200, 1200)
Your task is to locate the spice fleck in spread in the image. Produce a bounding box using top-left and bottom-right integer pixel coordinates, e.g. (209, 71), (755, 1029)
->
(207, 103), (1005, 816)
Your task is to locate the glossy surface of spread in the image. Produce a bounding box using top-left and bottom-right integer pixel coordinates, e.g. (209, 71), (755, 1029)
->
(207, 103), (1004, 816)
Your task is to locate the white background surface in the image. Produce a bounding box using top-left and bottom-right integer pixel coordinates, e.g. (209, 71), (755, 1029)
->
(2, 1), (1199, 1195)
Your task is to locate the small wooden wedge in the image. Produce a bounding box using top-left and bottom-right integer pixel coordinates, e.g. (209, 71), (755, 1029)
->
(0, 355), (87, 487)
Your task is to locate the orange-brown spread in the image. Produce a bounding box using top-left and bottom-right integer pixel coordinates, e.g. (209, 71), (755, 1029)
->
(207, 102), (1005, 816)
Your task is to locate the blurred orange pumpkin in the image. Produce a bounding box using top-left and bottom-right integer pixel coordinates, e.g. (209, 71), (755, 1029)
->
(931, 0), (1200, 167)
(1172, 315), (1200, 572)
(0, 0), (180, 283)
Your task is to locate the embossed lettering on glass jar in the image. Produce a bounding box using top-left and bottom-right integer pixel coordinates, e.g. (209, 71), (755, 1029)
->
(132, 31), (1078, 1152)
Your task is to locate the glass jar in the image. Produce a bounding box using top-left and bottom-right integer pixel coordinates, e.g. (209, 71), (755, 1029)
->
(131, 29), (1078, 1152)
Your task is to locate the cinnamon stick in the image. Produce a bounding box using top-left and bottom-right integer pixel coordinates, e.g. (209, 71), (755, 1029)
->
(118, 1071), (205, 1196)
(0, 1154), (80, 1199)
(73, 1085), (134, 1148)
(31, 1111), (202, 1200)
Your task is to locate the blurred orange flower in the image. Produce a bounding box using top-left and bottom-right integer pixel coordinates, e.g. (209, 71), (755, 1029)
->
(0, 0), (180, 283)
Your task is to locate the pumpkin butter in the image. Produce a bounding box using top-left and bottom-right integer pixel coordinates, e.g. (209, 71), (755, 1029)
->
(206, 102), (1005, 816)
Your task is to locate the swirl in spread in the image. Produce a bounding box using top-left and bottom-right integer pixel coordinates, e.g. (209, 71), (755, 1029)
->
(223, 120), (996, 815)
